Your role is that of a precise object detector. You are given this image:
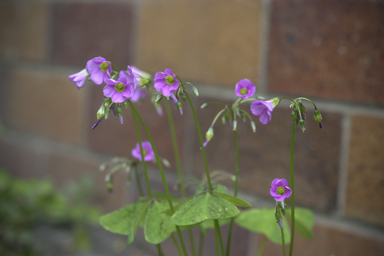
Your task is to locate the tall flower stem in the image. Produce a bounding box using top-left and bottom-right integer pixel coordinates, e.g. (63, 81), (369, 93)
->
(281, 228), (286, 256)
(157, 244), (163, 256)
(183, 88), (224, 256)
(198, 230), (204, 256)
(171, 234), (183, 256)
(256, 236), (267, 256)
(129, 101), (189, 256)
(133, 165), (144, 197)
(130, 103), (153, 199)
(289, 120), (296, 256)
(225, 130), (239, 256)
(164, 100), (196, 256)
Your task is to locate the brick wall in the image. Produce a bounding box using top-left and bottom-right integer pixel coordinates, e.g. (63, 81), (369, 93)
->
(1, 0), (383, 255)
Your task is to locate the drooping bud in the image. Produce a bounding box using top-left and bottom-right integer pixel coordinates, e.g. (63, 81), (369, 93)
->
(97, 105), (106, 120)
(176, 102), (183, 115)
(299, 119), (306, 132)
(200, 103), (208, 109)
(270, 97), (281, 107)
(275, 211), (282, 222)
(192, 86), (199, 97)
(117, 106), (123, 116)
(162, 158), (171, 168)
(155, 94), (163, 104)
(222, 116), (226, 125)
(105, 108), (111, 119)
(314, 110), (322, 123)
(233, 120), (238, 131)
(206, 127), (214, 141)
(123, 101), (128, 110)
(251, 121), (256, 133)
(277, 220), (283, 229)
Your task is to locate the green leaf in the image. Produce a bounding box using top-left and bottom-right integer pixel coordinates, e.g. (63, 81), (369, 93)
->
(213, 192), (252, 207)
(235, 208), (290, 245)
(213, 185), (229, 194)
(286, 207), (314, 239)
(144, 201), (176, 244)
(170, 192), (240, 226)
(99, 201), (148, 235)
(200, 218), (231, 229)
(128, 201), (152, 245)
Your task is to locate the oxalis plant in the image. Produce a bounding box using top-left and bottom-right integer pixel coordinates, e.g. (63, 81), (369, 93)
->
(69, 56), (323, 256)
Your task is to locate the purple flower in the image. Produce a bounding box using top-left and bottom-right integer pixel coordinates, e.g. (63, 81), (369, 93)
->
(270, 178), (292, 201)
(120, 66), (141, 90)
(131, 89), (146, 103)
(131, 141), (155, 162)
(154, 68), (180, 97)
(250, 97), (280, 125)
(235, 79), (256, 99)
(86, 57), (112, 85)
(103, 71), (135, 103)
(69, 69), (88, 89)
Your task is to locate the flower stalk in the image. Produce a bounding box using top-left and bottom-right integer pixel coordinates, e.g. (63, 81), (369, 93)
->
(289, 119), (296, 256)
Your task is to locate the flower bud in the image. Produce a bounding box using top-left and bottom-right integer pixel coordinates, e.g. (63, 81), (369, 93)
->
(206, 127), (214, 141)
(192, 87), (199, 97)
(200, 103), (208, 109)
(97, 105), (106, 120)
(162, 158), (171, 168)
(275, 211), (282, 222)
(281, 207), (286, 216)
(107, 180), (114, 193)
(117, 106), (123, 115)
(105, 108), (111, 119)
(155, 94), (163, 103)
(299, 119), (306, 132)
(123, 101), (128, 110)
(251, 121), (256, 133)
(314, 110), (322, 123)
(270, 97), (281, 107)
(222, 116), (226, 125)
(233, 120), (238, 131)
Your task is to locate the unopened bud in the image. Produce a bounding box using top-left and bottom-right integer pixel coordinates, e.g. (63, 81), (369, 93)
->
(117, 106), (123, 115)
(319, 122), (323, 128)
(123, 101), (128, 110)
(162, 158), (171, 168)
(155, 94), (163, 103)
(299, 119), (305, 132)
(107, 181), (114, 193)
(251, 121), (256, 133)
(314, 110), (322, 123)
(192, 87), (199, 97)
(206, 127), (214, 141)
(201, 103), (208, 109)
(281, 207), (286, 216)
(222, 116), (226, 124)
(97, 105), (106, 120)
(105, 108), (111, 119)
(275, 211), (282, 222)
(233, 120), (238, 131)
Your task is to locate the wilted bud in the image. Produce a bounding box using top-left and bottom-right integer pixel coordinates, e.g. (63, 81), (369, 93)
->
(233, 120), (238, 131)
(299, 119), (306, 132)
(206, 127), (214, 141)
(123, 101), (128, 110)
(200, 103), (208, 109)
(192, 86), (199, 97)
(97, 105), (106, 120)
(162, 158), (171, 168)
(251, 121), (256, 133)
(314, 110), (322, 123)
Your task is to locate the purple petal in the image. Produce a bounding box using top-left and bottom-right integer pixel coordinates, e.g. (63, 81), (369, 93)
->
(250, 102), (267, 115)
(154, 72), (166, 81)
(164, 68), (174, 76)
(280, 179), (288, 187)
(270, 188), (279, 197)
(103, 85), (116, 97)
(271, 178), (281, 189)
(259, 111), (271, 125)
(170, 94), (178, 104)
(86, 58), (102, 74)
(162, 86), (173, 97)
(154, 80), (167, 92)
(118, 115), (123, 124)
(91, 70), (105, 85)
(284, 186), (292, 198)
(278, 220), (283, 229)
(111, 92), (125, 103)
(274, 194), (286, 201)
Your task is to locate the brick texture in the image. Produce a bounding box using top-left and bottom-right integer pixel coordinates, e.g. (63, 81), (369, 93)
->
(52, 3), (134, 69)
(0, 2), (49, 61)
(189, 97), (342, 212)
(257, 224), (384, 256)
(345, 115), (384, 227)
(267, 0), (384, 105)
(136, 0), (262, 87)
(6, 66), (88, 145)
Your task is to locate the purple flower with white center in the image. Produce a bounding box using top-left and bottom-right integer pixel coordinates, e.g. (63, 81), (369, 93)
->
(270, 178), (292, 201)
(103, 71), (135, 103)
(69, 69), (88, 89)
(235, 79), (256, 99)
(131, 141), (154, 162)
(86, 57), (112, 85)
(250, 97), (280, 125)
(154, 68), (180, 97)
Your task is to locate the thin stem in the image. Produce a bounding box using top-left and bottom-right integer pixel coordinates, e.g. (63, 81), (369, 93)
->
(184, 87), (225, 256)
(157, 244), (163, 256)
(133, 165), (144, 197)
(188, 229), (196, 256)
(198, 230), (204, 256)
(172, 234), (183, 256)
(164, 100), (186, 196)
(256, 235), (267, 256)
(130, 102), (189, 256)
(214, 220), (225, 256)
(210, 108), (227, 128)
(281, 228), (286, 256)
(226, 130), (239, 256)
(130, 102), (152, 199)
(288, 120), (296, 256)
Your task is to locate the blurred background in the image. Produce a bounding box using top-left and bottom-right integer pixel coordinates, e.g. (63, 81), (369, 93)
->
(0, 0), (383, 255)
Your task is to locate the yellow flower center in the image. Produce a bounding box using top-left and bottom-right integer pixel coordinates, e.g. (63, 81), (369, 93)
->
(100, 62), (109, 72)
(276, 186), (285, 195)
(142, 150), (148, 156)
(240, 88), (248, 95)
(115, 82), (125, 92)
(166, 75), (175, 85)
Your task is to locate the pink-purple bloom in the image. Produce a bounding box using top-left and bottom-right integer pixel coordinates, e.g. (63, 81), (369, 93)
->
(131, 89), (146, 103)
(69, 69), (88, 89)
(154, 68), (180, 97)
(131, 141), (154, 162)
(86, 57), (112, 85)
(250, 98), (280, 125)
(103, 70), (136, 103)
(235, 79), (256, 99)
(270, 178), (292, 201)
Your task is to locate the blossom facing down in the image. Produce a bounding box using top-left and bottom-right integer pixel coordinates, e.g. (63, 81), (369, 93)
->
(235, 79), (256, 99)
(86, 57), (111, 85)
(131, 141), (155, 162)
(154, 68), (180, 97)
(270, 178), (292, 201)
(250, 97), (280, 125)
(103, 71), (135, 103)
(69, 69), (88, 89)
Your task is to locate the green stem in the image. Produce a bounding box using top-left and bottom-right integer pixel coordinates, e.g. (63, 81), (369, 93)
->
(157, 244), (163, 256)
(184, 87), (225, 256)
(164, 100), (186, 196)
(133, 165), (144, 197)
(129, 102), (189, 256)
(198, 230), (204, 256)
(214, 220), (225, 256)
(189, 229), (196, 256)
(281, 228), (286, 256)
(256, 236), (267, 256)
(172, 234), (183, 256)
(130, 102), (152, 199)
(288, 120), (296, 256)
(225, 130), (240, 256)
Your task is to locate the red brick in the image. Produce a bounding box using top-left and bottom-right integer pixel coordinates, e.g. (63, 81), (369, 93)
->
(267, 0), (384, 104)
(52, 3), (134, 69)
(345, 115), (384, 227)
